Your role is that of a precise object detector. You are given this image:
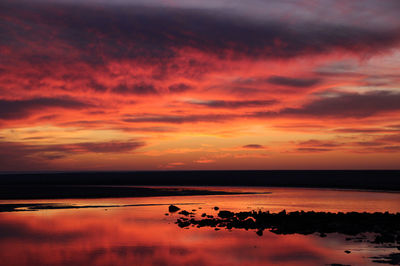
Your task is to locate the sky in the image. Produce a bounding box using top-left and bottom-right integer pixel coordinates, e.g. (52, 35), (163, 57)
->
(1, 0), (400, 171)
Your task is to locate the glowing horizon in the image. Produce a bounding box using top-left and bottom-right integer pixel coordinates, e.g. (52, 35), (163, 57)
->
(1, 0), (400, 171)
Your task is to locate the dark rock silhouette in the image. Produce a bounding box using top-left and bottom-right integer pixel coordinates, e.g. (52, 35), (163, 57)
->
(168, 205), (180, 212)
(218, 210), (234, 218)
(178, 210), (195, 216)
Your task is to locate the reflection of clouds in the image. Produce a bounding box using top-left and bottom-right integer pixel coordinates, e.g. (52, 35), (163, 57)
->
(0, 207), (361, 266)
(268, 251), (323, 263)
(0, 220), (87, 243)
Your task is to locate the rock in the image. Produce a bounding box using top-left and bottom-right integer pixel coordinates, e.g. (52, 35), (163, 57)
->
(177, 219), (191, 228)
(214, 206), (219, 210)
(218, 210), (234, 219)
(344, 250), (351, 254)
(179, 210), (191, 216)
(169, 205), (180, 212)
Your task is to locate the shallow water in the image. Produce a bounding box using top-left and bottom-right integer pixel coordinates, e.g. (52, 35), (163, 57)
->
(1, 187), (400, 265)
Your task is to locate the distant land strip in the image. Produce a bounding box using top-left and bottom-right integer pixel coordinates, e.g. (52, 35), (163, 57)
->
(0, 202), (200, 212)
(0, 186), (263, 200)
(0, 170), (399, 191)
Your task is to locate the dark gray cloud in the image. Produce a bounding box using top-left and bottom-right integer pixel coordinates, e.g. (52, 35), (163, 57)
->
(2, 0), (400, 67)
(353, 141), (385, 147)
(0, 97), (92, 120)
(118, 126), (177, 133)
(88, 81), (108, 92)
(333, 128), (400, 133)
(187, 99), (277, 108)
(293, 137), (400, 153)
(254, 90), (400, 118)
(123, 90), (400, 123)
(267, 76), (321, 88)
(361, 145), (400, 153)
(0, 140), (145, 170)
(296, 148), (333, 153)
(123, 114), (235, 124)
(168, 83), (192, 93)
(73, 141), (145, 153)
(112, 83), (158, 95)
(6, 140), (145, 154)
(58, 120), (111, 128)
(298, 139), (341, 148)
(378, 134), (400, 143)
(242, 144), (265, 149)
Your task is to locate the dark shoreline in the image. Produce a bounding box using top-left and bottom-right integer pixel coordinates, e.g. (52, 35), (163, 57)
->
(0, 170), (399, 191)
(0, 202), (200, 212)
(0, 186), (263, 200)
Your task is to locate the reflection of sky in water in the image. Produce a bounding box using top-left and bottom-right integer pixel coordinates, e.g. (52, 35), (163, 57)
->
(0, 187), (399, 265)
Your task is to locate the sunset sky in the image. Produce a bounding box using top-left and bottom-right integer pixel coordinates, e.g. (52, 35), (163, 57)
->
(1, 0), (400, 171)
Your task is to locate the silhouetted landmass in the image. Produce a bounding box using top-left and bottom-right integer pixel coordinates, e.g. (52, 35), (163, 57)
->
(0, 186), (261, 200)
(0, 202), (197, 212)
(0, 170), (399, 191)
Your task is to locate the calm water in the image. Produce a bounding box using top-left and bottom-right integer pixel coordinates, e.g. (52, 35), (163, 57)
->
(1, 187), (400, 266)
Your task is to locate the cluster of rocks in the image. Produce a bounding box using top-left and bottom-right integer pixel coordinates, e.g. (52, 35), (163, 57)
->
(169, 205), (400, 264)
(174, 208), (400, 244)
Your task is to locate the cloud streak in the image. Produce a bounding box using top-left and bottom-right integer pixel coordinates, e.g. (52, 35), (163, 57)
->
(242, 144), (266, 149)
(123, 114), (235, 124)
(255, 91), (400, 118)
(0, 140), (144, 164)
(186, 99), (277, 109)
(0, 97), (92, 120)
(267, 76), (321, 88)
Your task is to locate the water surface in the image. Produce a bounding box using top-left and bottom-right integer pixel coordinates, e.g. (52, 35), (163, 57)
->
(1, 187), (400, 265)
